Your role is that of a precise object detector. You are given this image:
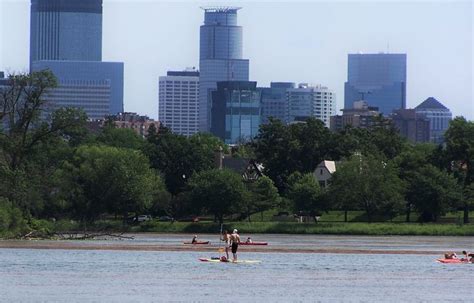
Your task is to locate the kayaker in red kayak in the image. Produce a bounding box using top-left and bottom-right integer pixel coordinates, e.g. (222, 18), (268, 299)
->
(230, 229), (241, 262)
(444, 252), (458, 259)
(245, 237), (253, 244)
(191, 235), (198, 244)
(461, 250), (474, 262)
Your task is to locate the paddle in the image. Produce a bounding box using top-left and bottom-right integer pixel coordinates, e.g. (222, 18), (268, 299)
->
(218, 223), (223, 255)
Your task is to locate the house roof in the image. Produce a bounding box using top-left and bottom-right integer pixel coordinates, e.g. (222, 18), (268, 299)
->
(415, 97), (449, 110)
(222, 157), (264, 181)
(317, 160), (336, 174)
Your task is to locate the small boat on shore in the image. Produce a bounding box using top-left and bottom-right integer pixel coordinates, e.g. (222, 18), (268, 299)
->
(199, 257), (261, 264)
(183, 241), (210, 245)
(239, 242), (268, 246)
(436, 258), (471, 264)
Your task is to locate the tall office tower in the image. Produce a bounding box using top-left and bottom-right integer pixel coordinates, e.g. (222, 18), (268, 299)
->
(344, 53), (406, 116)
(30, 0), (124, 119)
(30, 0), (102, 66)
(415, 97), (452, 144)
(199, 7), (250, 131)
(158, 69), (200, 136)
(287, 83), (336, 127)
(260, 82), (295, 124)
(210, 81), (261, 144)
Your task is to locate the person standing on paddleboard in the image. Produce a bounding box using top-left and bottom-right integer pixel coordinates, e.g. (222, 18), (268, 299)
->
(221, 230), (231, 260)
(230, 229), (241, 262)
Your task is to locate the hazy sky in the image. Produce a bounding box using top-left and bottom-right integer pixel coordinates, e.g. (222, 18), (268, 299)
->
(1, 0), (473, 120)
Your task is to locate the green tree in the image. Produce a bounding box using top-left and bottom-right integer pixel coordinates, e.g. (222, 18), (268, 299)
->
(393, 143), (437, 221)
(144, 128), (221, 195)
(0, 71), (87, 214)
(443, 117), (474, 223)
(407, 165), (462, 222)
(57, 145), (156, 222)
(253, 118), (333, 193)
(185, 169), (246, 223)
(97, 124), (145, 150)
(287, 172), (325, 221)
(328, 155), (405, 222)
(246, 176), (280, 221)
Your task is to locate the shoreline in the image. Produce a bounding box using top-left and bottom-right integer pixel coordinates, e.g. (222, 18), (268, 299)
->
(0, 240), (446, 255)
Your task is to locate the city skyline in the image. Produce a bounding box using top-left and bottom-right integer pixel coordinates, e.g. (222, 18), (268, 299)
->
(1, 0), (472, 120)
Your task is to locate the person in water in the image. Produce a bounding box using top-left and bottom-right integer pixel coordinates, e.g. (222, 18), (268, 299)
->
(230, 229), (241, 262)
(191, 235), (198, 244)
(461, 250), (474, 262)
(444, 252), (458, 259)
(245, 237), (253, 244)
(221, 230), (231, 259)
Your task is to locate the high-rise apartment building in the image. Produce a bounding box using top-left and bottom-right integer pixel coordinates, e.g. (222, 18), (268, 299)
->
(260, 82), (295, 124)
(158, 69), (200, 136)
(344, 53), (406, 115)
(30, 0), (124, 119)
(287, 83), (336, 127)
(210, 81), (261, 144)
(199, 7), (249, 131)
(415, 97), (452, 144)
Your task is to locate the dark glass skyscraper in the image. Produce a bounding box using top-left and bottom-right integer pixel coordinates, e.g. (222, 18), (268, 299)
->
(30, 0), (102, 66)
(211, 81), (261, 144)
(199, 7), (249, 131)
(344, 53), (406, 115)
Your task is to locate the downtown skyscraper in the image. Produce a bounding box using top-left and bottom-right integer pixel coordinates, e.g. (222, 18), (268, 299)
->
(344, 53), (406, 116)
(30, 0), (103, 65)
(29, 0), (124, 118)
(199, 7), (249, 131)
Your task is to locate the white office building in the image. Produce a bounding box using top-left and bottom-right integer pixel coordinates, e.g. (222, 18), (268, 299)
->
(287, 83), (336, 127)
(158, 69), (200, 136)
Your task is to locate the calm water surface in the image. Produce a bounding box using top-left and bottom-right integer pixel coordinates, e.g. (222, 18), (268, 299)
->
(1, 235), (473, 302)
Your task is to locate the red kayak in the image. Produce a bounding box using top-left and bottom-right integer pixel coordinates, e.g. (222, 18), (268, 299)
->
(183, 241), (210, 245)
(436, 258), (470, 264)
(239, 242), (268, 246)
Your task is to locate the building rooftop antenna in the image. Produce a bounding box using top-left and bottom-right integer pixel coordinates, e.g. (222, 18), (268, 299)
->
(200, 6), (242, 13)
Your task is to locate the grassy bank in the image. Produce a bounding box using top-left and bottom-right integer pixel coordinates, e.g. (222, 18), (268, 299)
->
(136, 221), (474, 236)
(2, 218), (474, 238)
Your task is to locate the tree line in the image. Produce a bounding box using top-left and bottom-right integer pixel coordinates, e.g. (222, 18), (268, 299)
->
(0, 71), (473, 235)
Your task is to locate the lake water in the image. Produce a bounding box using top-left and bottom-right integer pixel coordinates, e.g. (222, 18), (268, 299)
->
(1, 235), (473, 302)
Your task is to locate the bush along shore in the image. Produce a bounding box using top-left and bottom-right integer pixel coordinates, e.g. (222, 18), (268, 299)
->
(2, 220), (474, 239)
(136, 221), (474, 236)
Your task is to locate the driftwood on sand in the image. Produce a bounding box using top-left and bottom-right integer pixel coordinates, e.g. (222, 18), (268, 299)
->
(20, 230), (134, 240)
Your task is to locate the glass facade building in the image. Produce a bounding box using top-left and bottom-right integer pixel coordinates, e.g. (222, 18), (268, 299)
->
(199, 7), (249, 131)
(415, 97), (452, 144)
(30, 0), (102, 66)
(29, 0), (124, 119)
(42, 79), (111, 120)
(344, 53), (406, 116)
(32, 60), (124, 117)
(210, 81), (261, 144)
(260, 82), (295, 124)
(158, 69), (200, 136)
(288, 83), (336, 127)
